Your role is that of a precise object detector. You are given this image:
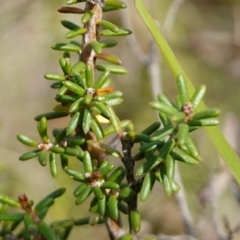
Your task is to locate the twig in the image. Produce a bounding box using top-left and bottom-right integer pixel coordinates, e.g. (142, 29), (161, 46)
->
(161, 0), (196, 237)
(121, 0), (196, 237)
(145, 234), (197, 240)
(162, 0), (185, 36)
(223, 216), (234, 240)
(211, 114), (239, 240)
(105, 217), (125, 240)
(232, 222), (240, 238)
(121, 138), (138, 234)
(147, 39), (162, 100)
(81, 2), (102, 66)
(223, 215), (240, 240)
(198, 114), (239, 240)
(119, 7), (148, 64)
(174, 164), (196, 237)
(209, 179), (227, 240)
(161, 0), (197, 236)
(120, 5), (162, 104)
(79, 2), (124, 239)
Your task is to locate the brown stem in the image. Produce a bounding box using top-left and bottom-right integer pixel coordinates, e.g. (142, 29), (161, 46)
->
(105, 217), (124, 240)
(80, 3), (123, 239)
(121, 138), (138, 233)
(81, 2), (102, 67)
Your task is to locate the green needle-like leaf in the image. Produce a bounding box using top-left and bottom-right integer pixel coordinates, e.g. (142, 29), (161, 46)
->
(176, 74), (189, 104)
(75, 187), (92, 205)
(90, 41), (103, 54)
(129, 210), (141, 233)
(38, 150), (47, 166)
(36, 220), (58, 240)
(107, 195), (118, 220)
(65, 27), (87, 39)
(108, 166), (125, 183)
(140, 172), (155, 202)
(74, 183), (88, 198)
(35, 112), (68, 121)
(19, 149), (41, 161)
(83, 150), (93, 174)
(96, 64), (127, 74)
(101, 181), (120, 190)
(98, 20), (119, 33)
(49, 152), (57, 177)
(37, 117), (49, 143)
(66, 112), (80, 135)
(0, 194), (20, 207)
(0, 213), (24, 221)
(82, 108), (92, 134)
(62, 81), (85, 96)
(52, 43), (81, 52)
(17, 134), (38, 147)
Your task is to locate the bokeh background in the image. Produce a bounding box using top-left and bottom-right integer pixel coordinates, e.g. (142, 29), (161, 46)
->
(1, 0), (240, 239)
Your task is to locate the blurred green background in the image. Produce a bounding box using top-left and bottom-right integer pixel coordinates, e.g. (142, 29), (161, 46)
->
(1, 0), (240, 239)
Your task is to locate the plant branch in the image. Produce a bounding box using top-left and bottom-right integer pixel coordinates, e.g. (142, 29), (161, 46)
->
(120, 6), (162, 101)
(135, 0), (240, 187)
(143, 1), (195, 237)
(119, 6), (148, 64)
(174, 164), (196, 237)
(80, 2), (123, 239)
(81, 2), (102, 66)
(121, 138), (138, 234)
(162, 0), (185, 36)
(123, 1), (195, 237)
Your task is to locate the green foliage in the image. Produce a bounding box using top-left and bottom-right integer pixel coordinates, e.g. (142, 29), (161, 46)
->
(0, 0), (228, 239)
(134, 0), (240, 185)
